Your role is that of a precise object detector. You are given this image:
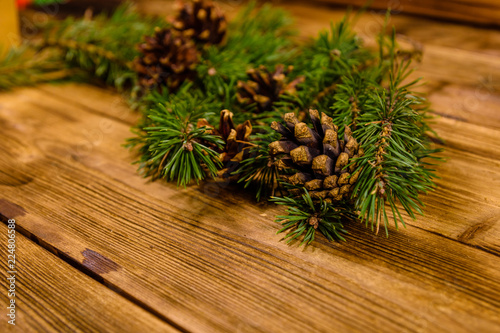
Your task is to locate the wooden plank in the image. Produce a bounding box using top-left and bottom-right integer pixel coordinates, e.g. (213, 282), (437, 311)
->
(33, 82), (500, 255)
(0, 222), (178, 332)
(303, 0), (500, 26)
(1, 85), (500, 332)
(7, 78), (500, 249)
(139, 1), (500, 55)
(12, 0), (500, 253)
(426, 83), (500, 131)
(1, 3), (499, 331)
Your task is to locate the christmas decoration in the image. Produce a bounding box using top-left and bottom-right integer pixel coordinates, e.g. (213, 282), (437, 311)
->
(5, 1), (441, 247)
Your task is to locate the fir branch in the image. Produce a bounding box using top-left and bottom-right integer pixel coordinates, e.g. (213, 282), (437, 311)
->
(35, 3), (168, 90)
(352, 60), (439, 235)
(271, 189), (352, 246)
(0, 46), (73, 91)
(197, 2), (296, 101)
(284, 16), (373, 115)
(127, 91), (224, 187)
(0, 1), (443, 246)
(330, 67), (381, 134)
(233, 132), (282, 201)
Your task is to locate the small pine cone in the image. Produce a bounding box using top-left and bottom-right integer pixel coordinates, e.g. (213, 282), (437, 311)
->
(270, 109), (362, 202)
(237, 64), (305, 113)
(197, 110), (252, 164)
(173, 0), (227, 45)
(134, 28), (198, 91)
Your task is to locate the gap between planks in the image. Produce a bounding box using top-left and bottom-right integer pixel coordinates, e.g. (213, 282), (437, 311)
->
(0, 220), (181, 333)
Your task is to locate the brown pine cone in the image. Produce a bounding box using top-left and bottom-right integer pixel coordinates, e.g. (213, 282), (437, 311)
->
(134, 28), (198, 91)
(237, 64), (305, 113)
(197, 109), (252, 164)
(173, 0), (227, 45)
(269, 109), (363, 202)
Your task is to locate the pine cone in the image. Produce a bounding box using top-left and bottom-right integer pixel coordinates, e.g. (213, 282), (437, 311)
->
(197, 109), (252, 164)
(269, 109), (362, 202)
(134, 28), (198, 91)
(237, 64), (305, 113)
(173, 0), (227, 45)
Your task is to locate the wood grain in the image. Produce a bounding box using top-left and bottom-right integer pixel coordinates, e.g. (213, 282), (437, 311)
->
(1, 2), (500, 332)
(303, 0), (500, 26)
(0, 223), (179, 332)
(1, 83), (500, 332)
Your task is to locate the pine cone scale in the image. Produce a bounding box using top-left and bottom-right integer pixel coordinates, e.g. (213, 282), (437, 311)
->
(270, 109), (361, 202)
(173, 0), (226, 45)
(134, 28), (198, 91)
(237, 65), (305, 114)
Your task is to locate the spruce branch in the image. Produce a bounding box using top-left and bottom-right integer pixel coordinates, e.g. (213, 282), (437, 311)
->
(197, 1), (296, 100)
(352, 59), (439, 235)
(271, 189), (351, 246)
(0, 46), (74, 91)
(330, 68), (380, 134)
(35, 3), (168, 90)
(233, 132), (283, 201)
(127, 92), (224, 187)
(0, 1), (443, 247)
(285, 15), (373, 115)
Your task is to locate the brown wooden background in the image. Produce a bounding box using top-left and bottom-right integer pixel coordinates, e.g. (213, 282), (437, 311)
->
(1, 0), (500, 332)
(64, 0), (500, 26)
(308, 0), (500, 26)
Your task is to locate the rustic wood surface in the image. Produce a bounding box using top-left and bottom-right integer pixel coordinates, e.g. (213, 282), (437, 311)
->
(1, 2), (500, 332)
(305, 0), (500, 27)
(0, 222), (180, 332)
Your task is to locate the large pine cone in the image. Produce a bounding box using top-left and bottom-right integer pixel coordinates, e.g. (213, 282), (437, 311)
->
(269, 109), (362, 202)
(173, 0), (227, 45)
(134, 28), (198, 91)
(237, 64), (305, 113)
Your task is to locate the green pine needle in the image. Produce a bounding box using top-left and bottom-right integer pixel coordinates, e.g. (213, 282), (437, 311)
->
(127, 93), (224, 187)
(233, 132), (283, 201)
(1, 1), (442, 246)
(34, 2), (167, 90)
(271, 189), (352, 246)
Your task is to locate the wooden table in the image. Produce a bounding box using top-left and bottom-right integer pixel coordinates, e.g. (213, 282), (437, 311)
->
(1, 2), (500, 332)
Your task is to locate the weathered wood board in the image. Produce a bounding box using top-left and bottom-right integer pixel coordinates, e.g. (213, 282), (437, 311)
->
(1, 1), (500, 332)
(0, 222), (179, 332)
(303, 0), (500, 26)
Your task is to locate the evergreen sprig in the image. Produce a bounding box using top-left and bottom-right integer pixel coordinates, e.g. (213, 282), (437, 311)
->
(352, 60), (440, 235)
(36, 3), (167, 90)
(271, 189), (351, 246)
(2, 1), (442, 247)
(127, 90), (224, 187)
(0, 46), (72, 91)
(197, 2), (296, 108)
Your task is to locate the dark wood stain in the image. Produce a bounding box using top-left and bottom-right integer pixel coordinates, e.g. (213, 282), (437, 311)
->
(82, 248), (120, 274)
(0, 199), (27, 218)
